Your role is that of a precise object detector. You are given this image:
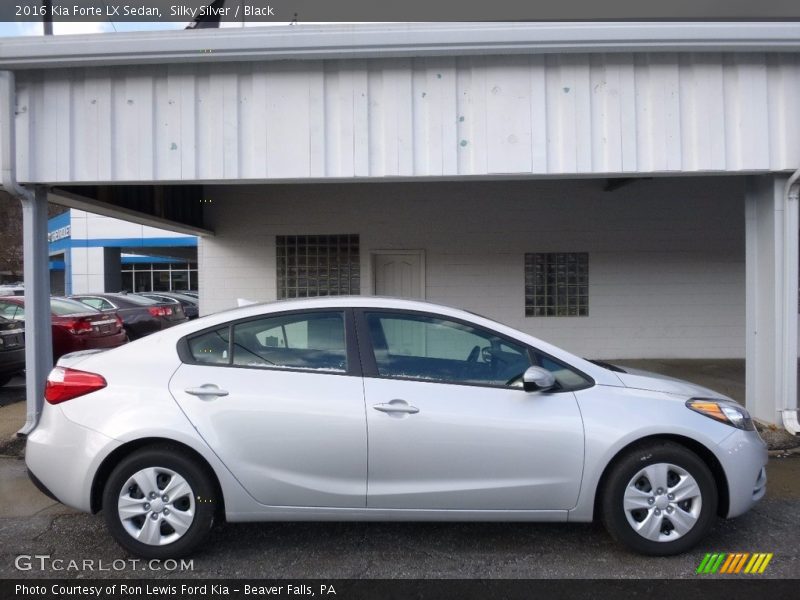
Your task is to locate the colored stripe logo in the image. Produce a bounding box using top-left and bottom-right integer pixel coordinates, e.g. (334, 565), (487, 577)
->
(696, 553), (773, 574)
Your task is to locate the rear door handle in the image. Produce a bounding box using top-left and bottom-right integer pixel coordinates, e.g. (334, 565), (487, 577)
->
(185, 384), (229, 398)
(372, 400), (420, 415)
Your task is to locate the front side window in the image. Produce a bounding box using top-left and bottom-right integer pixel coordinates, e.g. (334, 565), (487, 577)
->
(232, 311), (348, 372)
(365, 312), (531, 387)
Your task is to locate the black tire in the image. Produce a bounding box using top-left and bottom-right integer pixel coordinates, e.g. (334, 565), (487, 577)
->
(103, 445), (218, 558)
(601, 441), (717, 556)
(0, 375), (12, 387)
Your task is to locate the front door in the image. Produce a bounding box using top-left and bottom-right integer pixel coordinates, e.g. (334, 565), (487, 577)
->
(359, 310), (585, 511)
(373, 251), (425, 299)
(168, 309), (367, 508)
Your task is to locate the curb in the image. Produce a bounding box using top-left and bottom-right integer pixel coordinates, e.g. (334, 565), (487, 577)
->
(768, 446), (800, 458)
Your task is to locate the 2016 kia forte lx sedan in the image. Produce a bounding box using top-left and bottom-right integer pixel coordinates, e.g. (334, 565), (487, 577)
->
(25, 297), (767, 558)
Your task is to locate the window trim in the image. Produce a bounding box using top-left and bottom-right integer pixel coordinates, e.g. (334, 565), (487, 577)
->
(177, 307), (362, 378)
(354, 308), (593, 392)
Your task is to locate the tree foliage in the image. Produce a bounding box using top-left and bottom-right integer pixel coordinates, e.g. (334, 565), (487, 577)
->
(0, 191), (23, 281)
(0, 191), (68, 283)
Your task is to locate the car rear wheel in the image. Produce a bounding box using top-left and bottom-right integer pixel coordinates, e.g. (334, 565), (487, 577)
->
(102, 446), (217, 558)
(601, 441), (717, 555)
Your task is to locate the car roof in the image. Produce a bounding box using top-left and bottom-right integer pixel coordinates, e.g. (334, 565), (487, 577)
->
(190, 296), (498, 330)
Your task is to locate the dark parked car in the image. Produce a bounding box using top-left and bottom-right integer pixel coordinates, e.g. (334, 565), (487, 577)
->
(0, 296), (128, 362)
(70, 293), (188, 340)
(136, 291), (199, 320)
(0, 314), (25, 387)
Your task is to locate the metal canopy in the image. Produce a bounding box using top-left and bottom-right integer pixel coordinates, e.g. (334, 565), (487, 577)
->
(2, 22), (800, 69)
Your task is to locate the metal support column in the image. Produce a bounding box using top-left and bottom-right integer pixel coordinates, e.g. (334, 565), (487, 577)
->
(2, 70), (53, 434)
(18, 185), (53, 435)
(745, 175), (799, 428)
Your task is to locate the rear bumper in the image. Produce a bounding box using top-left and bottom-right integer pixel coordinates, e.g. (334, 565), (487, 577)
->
(717, 428), (769, 518)
(55, 331), (127, 360)
(25, 403), (121, 512)
(162, 317), (189, 329)
(125, 318), (161, 339)
(84, 331), (128, 350)
(27, 467), (59, 502)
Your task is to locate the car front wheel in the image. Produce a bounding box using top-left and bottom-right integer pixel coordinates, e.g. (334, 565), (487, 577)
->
(102, 445), (217, 558)
(601, 441), (718, 555)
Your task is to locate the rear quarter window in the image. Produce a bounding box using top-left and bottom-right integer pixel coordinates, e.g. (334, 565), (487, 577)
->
(188, 327), (231, 365)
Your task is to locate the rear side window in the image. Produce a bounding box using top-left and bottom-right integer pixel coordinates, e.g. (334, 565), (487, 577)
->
(74, 297), (114, 311)
(232, 311), (347, 372)
(115, 294), (158, 306)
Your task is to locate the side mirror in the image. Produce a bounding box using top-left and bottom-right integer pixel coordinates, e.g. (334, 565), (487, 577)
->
(522, 366), (556, 392)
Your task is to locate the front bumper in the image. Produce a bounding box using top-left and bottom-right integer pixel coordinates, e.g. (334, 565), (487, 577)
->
(25, 402), (121, 512)
(717, 427), (769, 518)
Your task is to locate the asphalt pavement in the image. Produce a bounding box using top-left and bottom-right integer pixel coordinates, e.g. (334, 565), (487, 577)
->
(1, 447), (798, 579)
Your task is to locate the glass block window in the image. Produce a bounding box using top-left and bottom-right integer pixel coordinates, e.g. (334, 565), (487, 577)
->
(525, 253), (588, 317)
(277, 234), (360, 299)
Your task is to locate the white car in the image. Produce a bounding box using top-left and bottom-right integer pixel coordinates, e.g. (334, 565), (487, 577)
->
(26, 297), (767, 558)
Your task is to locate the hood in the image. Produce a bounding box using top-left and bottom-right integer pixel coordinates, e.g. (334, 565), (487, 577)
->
(613, 367), (732, 401)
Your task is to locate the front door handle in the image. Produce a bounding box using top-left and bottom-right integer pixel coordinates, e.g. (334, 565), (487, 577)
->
(185, 384), (229, 398)
(372, 400), (420, 415)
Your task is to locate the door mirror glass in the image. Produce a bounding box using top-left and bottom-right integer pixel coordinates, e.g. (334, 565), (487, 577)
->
(522, 366), (556, 392)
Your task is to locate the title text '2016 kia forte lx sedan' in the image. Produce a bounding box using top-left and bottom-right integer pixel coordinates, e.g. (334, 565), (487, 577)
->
(25, 298), (767, 558)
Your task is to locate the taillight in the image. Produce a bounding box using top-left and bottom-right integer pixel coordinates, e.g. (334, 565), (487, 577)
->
(61, 318), (94, 335)
(114, 314), (124, 329)
(148, 306), (167, 317)
(45, 367), (107, 404)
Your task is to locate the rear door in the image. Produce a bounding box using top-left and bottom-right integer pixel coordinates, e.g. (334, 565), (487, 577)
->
(169, 309), (368, 508)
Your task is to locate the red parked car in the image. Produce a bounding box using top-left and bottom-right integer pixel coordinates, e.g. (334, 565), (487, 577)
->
(0, 296), (128, 361)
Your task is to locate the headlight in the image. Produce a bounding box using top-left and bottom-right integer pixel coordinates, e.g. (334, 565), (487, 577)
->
(686, 398), (755, 431)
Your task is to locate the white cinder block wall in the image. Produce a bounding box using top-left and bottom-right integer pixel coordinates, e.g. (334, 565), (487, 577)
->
(199, 177), (746, 359)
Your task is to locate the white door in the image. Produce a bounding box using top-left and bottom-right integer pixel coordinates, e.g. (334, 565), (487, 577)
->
(168, 310), (367, 508)
(360, 310), (586, 511)
(373, 252), (425, 299)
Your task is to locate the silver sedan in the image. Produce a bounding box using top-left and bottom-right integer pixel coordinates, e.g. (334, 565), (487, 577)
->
(26, 297), (767, 558)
